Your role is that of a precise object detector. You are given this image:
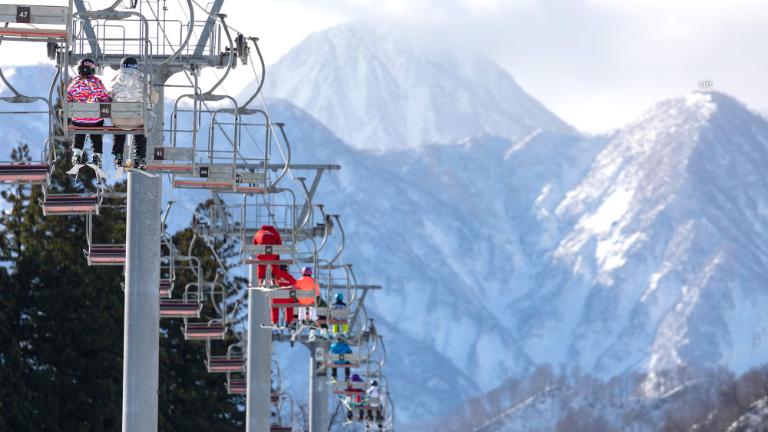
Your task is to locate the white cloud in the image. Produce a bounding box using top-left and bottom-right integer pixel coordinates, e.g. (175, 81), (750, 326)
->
(2, 0), (764, 132)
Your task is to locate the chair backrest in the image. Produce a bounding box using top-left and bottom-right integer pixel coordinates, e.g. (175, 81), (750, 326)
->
(0, 5), (68, 26)
(67, 101), (144, 119)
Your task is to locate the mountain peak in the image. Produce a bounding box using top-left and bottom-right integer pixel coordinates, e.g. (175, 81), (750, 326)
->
(261, 22), (572, 152)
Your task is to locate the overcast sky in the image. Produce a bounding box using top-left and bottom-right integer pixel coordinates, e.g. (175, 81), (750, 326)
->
(225, 0), (768, 132)
(5, 0), (767, 132)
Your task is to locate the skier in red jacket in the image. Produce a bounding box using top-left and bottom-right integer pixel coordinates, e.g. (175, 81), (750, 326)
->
(66, 58), (111, 168)
(252, 225), (297, 326)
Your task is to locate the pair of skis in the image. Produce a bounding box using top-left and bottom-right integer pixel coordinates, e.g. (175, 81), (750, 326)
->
(66, 161), (108, 180)
(67, 160), (157, 180)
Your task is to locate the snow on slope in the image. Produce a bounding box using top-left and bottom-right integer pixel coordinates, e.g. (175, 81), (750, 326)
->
(267, 99), (536, 393)
(260, 22), (571, 152)
(727, 397), (768, 432)
(510, 91), (768, 389)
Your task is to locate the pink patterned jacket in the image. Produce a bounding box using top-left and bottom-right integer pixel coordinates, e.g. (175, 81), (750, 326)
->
(66, 75), (110, 124)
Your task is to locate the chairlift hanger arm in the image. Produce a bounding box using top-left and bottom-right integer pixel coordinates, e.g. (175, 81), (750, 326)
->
(239, 37), (265, 111)
(296, 170), (324, 230)
(203, 13), (233, 94)
(73, 0), (100, 56)
(160, 0), (194, 66)
(192, 0), (223, 57)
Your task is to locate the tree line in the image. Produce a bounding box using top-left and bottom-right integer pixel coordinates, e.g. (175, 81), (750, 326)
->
(0, 143), (245, 431)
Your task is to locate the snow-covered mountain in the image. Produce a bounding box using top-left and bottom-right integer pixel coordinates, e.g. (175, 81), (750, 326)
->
(265, 31), (768, 425)
(261, 22), (571, 152)
(509, 92), (768, 383)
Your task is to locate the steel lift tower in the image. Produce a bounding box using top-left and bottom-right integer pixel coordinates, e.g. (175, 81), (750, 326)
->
(64, 1), (272, 430)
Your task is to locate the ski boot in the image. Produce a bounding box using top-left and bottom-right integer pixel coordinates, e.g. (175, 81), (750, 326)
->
(91, 153), (102, 169)
(72, 148), (84, 167)
(133, 156), (146, 171)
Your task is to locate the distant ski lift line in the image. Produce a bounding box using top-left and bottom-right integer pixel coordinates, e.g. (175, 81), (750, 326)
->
(0, 0), (393, 430)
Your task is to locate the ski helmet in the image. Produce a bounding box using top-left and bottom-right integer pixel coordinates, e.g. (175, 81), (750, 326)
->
(120, 56), (139, 69)
(77, 58), (97, 76)
(335, 293), (344, 303)
(335, 333), (345, 342)
(351, 374), (363, 382)
(371, 380), (378, 386)
(302, 266), (312, 277)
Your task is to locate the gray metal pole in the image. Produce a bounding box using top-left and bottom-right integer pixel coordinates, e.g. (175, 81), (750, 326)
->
(246, 264), (272, 431)
(122, 160), (161, 432)
(309, 340), (330, 432)
(121, 66), (169, 432)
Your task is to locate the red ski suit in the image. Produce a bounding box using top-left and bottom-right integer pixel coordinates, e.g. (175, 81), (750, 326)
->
(253, 225), (297, 325)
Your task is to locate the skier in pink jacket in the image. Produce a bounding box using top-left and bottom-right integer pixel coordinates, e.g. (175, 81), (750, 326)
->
(66, 58), (110, 168)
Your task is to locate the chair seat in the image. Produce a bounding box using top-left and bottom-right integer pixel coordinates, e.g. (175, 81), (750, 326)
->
(43, 194), (99, 215)
(0, 163), (49, 183)
(227, 379), (246, 394)
(87, 244), (126, 266)
(207, 356), (244, 373)
(159, 300), (201, 318)
(0, 27), (67, 39)
(68, 125), (143, 134)
(184, 322), (226, 340)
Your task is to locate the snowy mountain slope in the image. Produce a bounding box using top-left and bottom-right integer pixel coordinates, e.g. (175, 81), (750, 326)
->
(267, 99), (537, 395)
(260, 22), (571, 152)
(506, 92), (768, 385)
(273, 319), (481, 423)
(727, 397), (768, 432)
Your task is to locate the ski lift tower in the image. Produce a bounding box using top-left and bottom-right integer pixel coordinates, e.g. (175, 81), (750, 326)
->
(64, 1), (257, 431)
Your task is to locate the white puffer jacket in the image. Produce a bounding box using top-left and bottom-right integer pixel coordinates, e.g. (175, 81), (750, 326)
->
(112, 68), (146, 102)
(110, 68), (158, 128)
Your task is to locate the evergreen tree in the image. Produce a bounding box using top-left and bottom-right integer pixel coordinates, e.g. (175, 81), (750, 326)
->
(0, 144), (245, 430)
(158, 205), (246, 431)
(0, 143), (124, 431)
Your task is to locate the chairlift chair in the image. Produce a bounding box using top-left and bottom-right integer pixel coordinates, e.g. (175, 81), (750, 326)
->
(41, 192), (101, 215)
(184, 319), (227, 341)
(160, 283), (203, 319)
(167, 94), (277, 193)
(325, 352), (361, 369)
(329, 307), (350, 325)
(62, 8), (157, 140)
(158, 241), (175, 298)
(207, 356), (245, 373)
(207, 343), (244, 373)
(159, 298), (202, 318)
(82, 206), (126, 265)
(333, 378), (366, 396)
(269, 288), (314, 307)
(0, 62), (58, 184)
(0, 4), (71, 42)
(159, 278), (173, 298)
(64, 101), (149, 137)
(86, 243), (126, 265)
(227, 376), (246, 395)
(0, 162), (51, 184)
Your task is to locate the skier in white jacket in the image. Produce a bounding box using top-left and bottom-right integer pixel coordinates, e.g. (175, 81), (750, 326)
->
(110, 56), (158, 170)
